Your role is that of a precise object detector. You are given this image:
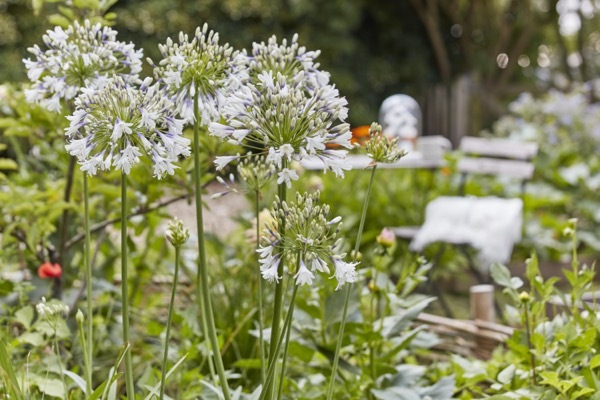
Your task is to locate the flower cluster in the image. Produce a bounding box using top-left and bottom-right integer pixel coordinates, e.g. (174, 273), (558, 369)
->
(210, 71), (351, 187)
(236, 152), (277, 192)
(258, 191), (358, 288)
(166, 217), (190, 247)
(65, 76), (190, 178)
(36, 297), (69, 318)
(365, 122), (407, 164)
(246, 34), (329, 90)
(150, 24), (246, 124)
(23, 20), (143, 112)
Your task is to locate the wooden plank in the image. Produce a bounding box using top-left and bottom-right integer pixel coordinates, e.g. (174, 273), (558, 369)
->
(459, 136), (538, 160)
(457, 157), (535, 179)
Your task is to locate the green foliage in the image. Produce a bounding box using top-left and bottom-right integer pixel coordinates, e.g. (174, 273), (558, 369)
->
(452, 225), (600, 399)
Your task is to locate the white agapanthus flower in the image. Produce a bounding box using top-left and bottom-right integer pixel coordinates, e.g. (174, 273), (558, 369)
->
(23, 20), (143, 112)
(150, 23), (247, 124)
(209, 71), (351, 186)
(246, 34), (329, 90)
(65, 76), (190, 178)
(258, 192), (358, 288)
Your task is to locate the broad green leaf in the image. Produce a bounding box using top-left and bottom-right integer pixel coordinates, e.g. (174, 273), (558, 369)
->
(490, 263), (512, 288)
(17, 332), (44, 347)
(0, 279), (14, 296)
(34, 376), (65, 398)
(591, 354), (600, 369)
(14, 305), (34, 329)
(497, 364), (515, 385)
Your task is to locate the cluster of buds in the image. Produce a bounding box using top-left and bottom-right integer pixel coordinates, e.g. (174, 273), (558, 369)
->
(258, 191), (358, 289)
(209, 71), (352, 187)
(36, 296), (69, 318)
(246, 34), (329, 91)
(23, 20), (143, 112)
(150, 23), (246, 124)
(65, 76), (190, 178)
(166, 217), (190, 247)
(365, 122), (407, 164)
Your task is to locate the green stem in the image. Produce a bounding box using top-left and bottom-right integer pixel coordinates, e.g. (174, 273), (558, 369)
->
(192, 91), (231, 400)
(277, 255), (301, 399)
(53, 334), (67, 397)
(259, 284), (299, 400)
(265, 164), (288, 399)
(77, 315), (90, 396)
(159, 246), (181, 400)
(255, 192), (266, 385)
(326, 165), (377, 400)
(524, 305), (537, 385)
(121, 173), (135, 397)
(83, 172), (93, 396)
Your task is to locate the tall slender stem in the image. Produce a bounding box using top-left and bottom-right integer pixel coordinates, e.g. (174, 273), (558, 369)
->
(259, 284), (299, 400)
(265, 163), (288, 398)
(327, 165), (378, 400)
(83, 173), (93, 395)
(277, 255), (301, 399)
(159, 246), (181, 400)
(255, 192), (266, 384)
(192, 91), (231, 400)
(121, 173), (135, 397)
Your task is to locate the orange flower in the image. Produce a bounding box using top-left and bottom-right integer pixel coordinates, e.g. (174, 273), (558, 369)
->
(38, 262), (62, 279)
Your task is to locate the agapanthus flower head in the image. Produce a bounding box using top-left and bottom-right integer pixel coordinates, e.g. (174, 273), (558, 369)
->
(365, 122), (407, 164)
(247, 34), (329, 90)
(257, 191), (358, 288)
(166, 217), (190, 247)
(23, 20), (143, 112)
(237, 152), (277, 192)
(65, 75), (191, 178)
(210, 70), (351, 187)
(150, 23), (246, 124)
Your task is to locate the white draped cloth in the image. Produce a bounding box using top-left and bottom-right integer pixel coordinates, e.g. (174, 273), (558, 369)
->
(410, 196), (523, 272)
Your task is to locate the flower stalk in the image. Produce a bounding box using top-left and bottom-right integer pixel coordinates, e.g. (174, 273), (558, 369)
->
(192, 91), (231, 400)
(83, 172), (93, 395)
(160, 218), (189, 400)
(121, 173), (135, 397)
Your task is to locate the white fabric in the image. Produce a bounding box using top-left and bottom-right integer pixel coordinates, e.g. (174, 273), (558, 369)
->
(410, 196), (523, 271)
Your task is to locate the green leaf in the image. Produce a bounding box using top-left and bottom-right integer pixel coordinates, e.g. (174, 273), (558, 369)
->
(497, 364), (515, 385)
(572, 388), (596, 399)
(591, 354), (600, 369)
(0, 340), (23, 400)
(64, 370), (87, 394)
(17, 332), (44, 347)
(0, 158), (18, 171)
(142, 354), (187, 400)
(47, 13), (72, 27)
(490, 263), (512, 288)
(14, 305), (34, 329)
(0, 279), (15, 296)
(34, 376), (65, 398)
(383, 297), (435, 338)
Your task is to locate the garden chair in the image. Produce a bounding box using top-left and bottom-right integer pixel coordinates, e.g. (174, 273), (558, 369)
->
(389, 136), (538, 315)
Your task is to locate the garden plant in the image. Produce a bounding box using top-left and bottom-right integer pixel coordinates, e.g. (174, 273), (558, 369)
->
(2, 2), (600, 400)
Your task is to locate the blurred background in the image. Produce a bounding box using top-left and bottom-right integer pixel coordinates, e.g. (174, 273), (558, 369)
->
(2, 0), (599, 143)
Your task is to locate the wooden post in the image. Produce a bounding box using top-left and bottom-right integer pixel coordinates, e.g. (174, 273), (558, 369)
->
(470, 284), (495, 322)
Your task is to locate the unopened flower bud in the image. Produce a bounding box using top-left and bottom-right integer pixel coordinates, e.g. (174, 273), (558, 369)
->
(519, 291), (530, 303)
(376, 228), (396, 248)
(350, 250), (362, 262)
(166, 217), (190, 247)
(76, 309), (84, 324)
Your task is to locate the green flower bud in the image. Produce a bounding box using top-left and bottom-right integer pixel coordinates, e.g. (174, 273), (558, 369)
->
(166, 217), (190, 247)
